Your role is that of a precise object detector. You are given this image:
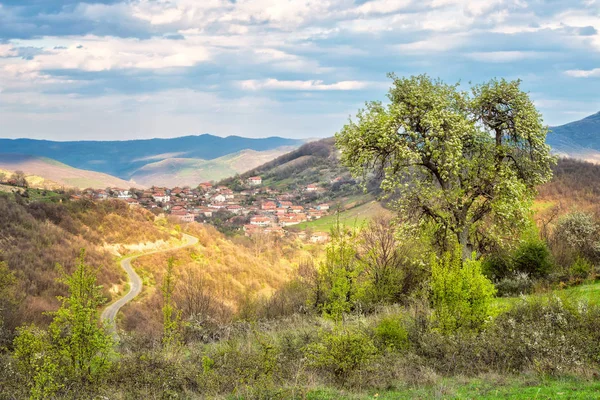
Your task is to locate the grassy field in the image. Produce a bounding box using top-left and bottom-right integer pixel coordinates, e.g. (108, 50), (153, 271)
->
(491, 280), (600, 315)
(293, 200), (392, 231)
(306, 376), (600, 399)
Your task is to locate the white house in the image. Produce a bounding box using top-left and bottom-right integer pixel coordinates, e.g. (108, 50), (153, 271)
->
(247, 176), (262, 186)
(250, 216), (271, 226)
(152, 192), (171, 203)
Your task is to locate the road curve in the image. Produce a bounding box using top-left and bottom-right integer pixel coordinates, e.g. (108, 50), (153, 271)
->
(101, 232), (199, 333)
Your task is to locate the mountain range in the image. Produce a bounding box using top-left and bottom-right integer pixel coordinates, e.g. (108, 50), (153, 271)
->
(0, 134), (303, 187)
(548, 112), (600, 163)
(0, 112), (598, 189)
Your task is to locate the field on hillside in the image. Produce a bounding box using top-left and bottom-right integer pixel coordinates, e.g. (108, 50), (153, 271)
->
(131, 148), (294, 187)
(293, 199), (391, 231)
(0, 155), (140, 189)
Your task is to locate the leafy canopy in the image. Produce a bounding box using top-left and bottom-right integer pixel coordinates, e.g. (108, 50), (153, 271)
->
(336, 74), (555, 255)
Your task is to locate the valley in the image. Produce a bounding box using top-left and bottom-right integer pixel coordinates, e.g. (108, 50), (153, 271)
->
(1, 87), (600, 400)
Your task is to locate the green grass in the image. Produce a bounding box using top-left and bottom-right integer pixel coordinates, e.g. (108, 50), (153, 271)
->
(305, 376), (600, 399)
(293, 200), (391, 231)
(491, 280), (600, 315)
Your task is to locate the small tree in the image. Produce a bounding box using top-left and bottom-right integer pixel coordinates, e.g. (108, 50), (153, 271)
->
(319, 221), (360, 321)
(11, 170), (28, 188)
(13, 250), (114, 398)
(336, 75), (555, 258)
(356, 216), (428, 304)
(162, 257), (182, 348)
(430, 246), (496, 334)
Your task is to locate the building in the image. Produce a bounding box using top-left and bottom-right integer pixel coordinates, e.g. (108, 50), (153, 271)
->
(152, 192), (171, 203)
(250, 216), (271, 227)
(278, 213), (307, 226)
(227, 204), (243, 215)
(212, 194), (226, 203)
(306, 184), (319, 192)
(290, 205), (304, 214)
(317, 203), (330, 211)
(247, 176), (262, 186)
(261, 201), (277, 212)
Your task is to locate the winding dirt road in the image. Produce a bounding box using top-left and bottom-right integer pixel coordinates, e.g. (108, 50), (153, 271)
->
(101, 233), (198, 332)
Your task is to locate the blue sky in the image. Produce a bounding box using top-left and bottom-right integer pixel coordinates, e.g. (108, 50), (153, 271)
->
(0, 0), (599, 140)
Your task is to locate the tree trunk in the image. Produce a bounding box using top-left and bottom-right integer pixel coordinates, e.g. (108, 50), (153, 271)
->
(458, 228), (473, 260)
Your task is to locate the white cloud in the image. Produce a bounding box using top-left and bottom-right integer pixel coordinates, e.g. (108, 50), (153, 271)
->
(0, 44), (17, 57)
(466, 51), (548, 62)
(8, 36), (211, 73)
(239, 79), (372, 91)
(393, 33), (467, 53)
(564, 68), (600, 78)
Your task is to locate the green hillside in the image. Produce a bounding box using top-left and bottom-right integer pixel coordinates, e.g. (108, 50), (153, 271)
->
(130, 148), (294, 187)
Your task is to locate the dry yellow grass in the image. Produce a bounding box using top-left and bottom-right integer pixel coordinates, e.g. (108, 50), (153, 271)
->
(121, 223), (322, 334)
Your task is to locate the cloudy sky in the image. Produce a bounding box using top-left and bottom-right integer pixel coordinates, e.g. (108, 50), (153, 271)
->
(0, 0), (599, 140)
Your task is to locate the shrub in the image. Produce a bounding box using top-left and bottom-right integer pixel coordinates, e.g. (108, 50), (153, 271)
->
(552, 212), (600, 265)
(373, 314), (409, 352)
(482, 251), (512, 281)
(494, 272), (533, 297)
(569, 257), (593, 280)
(512, 239), (553, 278)
(430, 247), (496, 334)
(304, 327), (377, 384)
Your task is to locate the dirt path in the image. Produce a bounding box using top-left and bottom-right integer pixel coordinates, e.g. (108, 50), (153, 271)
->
(101, 233), (198, 333)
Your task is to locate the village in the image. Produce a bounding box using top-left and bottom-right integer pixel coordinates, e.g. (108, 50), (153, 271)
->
(68, 175), (333, 243)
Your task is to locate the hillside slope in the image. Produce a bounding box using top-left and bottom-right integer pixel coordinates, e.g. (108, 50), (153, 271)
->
(0, 134), (304, 179)
(548, 112), (600, 163)
(0, 154), (141, 189)
(130, 147), (295, 187)
(0, 195), (172, 335)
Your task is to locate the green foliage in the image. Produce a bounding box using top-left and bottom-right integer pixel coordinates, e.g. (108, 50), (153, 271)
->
(304, 327), (377, 383)
(0, 261), (18, 347)
(319, 222), (361, 321)
(356, 216), (429, 305)
(569, 256), (592, 279)
(336, 74), (554, 256)
(50, 250), (114, 381)
(12, 324), (62, 399)
(12, 250), (114, 398)
(373, 314), (409, 352)
(162, 257), (182, 348)
(430, 246), (496, 333)
(512, 238), (553, 278)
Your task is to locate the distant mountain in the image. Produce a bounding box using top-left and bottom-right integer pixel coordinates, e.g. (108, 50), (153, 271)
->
(0, 134), (304, 180)
(548, 112), (600, 163)
(0, 154), (140, 189)
(130, 147), (296, 187)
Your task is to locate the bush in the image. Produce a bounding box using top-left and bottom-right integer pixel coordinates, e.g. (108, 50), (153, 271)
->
(304, 327), (377, 384)
(569, 257), (593, 280)
(494, 272), (533, 297)
(482, 251), (512, 281)
(512, 239), (553, 278)
(373, 314), (409, 352)
(430, 247), (496, 334)
(552, 212), (600, 264)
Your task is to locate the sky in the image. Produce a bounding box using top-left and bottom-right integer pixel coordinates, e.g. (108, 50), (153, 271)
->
(0, 0), (599, 141)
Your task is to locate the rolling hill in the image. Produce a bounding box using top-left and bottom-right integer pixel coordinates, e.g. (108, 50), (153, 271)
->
(130, 148), (296, 187)
(0, 154), (141, 189)
(548, 112), (600, 163)
(0, 134), (304, 180)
